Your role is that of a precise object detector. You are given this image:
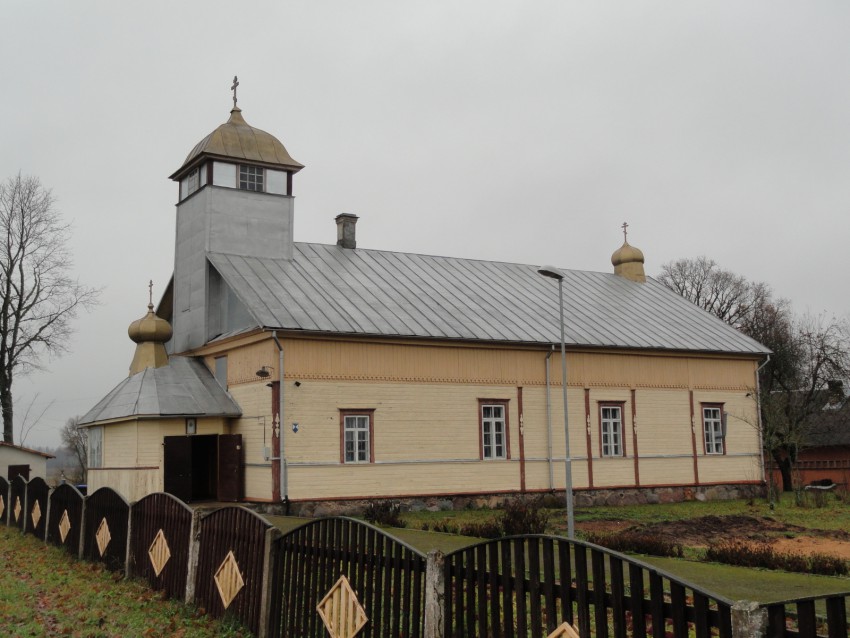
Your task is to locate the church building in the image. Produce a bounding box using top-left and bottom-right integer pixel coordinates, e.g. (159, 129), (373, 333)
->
(79, 89), (770, 509)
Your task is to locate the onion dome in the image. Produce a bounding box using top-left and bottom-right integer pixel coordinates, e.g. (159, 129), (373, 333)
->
(128, 303), (172, 375)
(611, 233), (646, 283)
(169, 107), (303, 181)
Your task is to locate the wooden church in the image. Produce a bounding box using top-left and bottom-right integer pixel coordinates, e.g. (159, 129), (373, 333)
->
(79, 87), (769, 509)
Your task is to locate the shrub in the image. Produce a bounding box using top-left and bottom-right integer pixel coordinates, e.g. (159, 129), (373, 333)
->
(458, 521), (503, 539)
(363, 500), (406, 528)
(584, 531), (684, 558)
(499, 497), (550, 535)
(705, 540), (849, 576)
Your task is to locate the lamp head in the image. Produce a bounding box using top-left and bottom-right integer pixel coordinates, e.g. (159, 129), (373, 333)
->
(537, 265), (564, 280)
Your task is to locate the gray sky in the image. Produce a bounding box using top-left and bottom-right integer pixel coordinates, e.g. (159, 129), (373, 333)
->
(3, 2), (849, 448)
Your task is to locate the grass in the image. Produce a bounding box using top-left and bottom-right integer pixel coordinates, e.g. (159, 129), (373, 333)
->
(0, 526), (249, 637)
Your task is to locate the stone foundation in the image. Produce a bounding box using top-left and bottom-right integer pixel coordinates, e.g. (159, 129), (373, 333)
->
(253, 483), (765, 517)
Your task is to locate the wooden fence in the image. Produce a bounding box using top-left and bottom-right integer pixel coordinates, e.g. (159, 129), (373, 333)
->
(268, 517), (426, 638)
(83, 486), (130, 570)
(24, 476), (49, 539)
(129, 492), (193, 600)
(0, 476), (8, 525)
(3, 481), (850, 638)
(46, 483), (85, 555)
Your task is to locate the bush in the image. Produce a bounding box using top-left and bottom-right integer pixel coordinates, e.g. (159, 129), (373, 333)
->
(705, 540), (848, 576)
(458, 521), (503, 539)
(499, 497), (550, 535)
(363, 500), (406, 528)
(584, 531), (684, 558)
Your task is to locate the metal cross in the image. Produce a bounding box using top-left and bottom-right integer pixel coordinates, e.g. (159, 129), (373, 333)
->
(231, 76), (239, 108)
(621, 221), (629, 242)
(148, 280), (153, 306)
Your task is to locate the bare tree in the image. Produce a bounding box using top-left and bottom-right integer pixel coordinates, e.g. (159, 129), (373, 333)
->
(0, 174), (99, 443)
(60, 416), (87, 483)
(659, 257), (850, 492)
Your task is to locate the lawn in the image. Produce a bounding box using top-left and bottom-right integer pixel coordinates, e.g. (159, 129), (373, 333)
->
(0, 526), (249, 637)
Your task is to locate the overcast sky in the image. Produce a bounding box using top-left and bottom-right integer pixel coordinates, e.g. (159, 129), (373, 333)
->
(2, 2), (849, 448)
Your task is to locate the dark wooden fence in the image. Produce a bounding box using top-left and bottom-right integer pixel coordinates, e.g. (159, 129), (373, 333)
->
(82, 487), (129, 571)
(46, 483), (85, 555)
(9, 475), (26, 530)
(0, 476), (8, 524)
(443, 535), (734, 638)
(763, 594), (849, 638)
(129, 492), (193, 600)
(195, 507), (273, 635)
(269, 517), (426, 638)
(24, 476), (49, 539)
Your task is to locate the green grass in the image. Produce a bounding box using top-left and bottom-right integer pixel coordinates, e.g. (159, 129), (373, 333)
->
(0, 526), (249, 637)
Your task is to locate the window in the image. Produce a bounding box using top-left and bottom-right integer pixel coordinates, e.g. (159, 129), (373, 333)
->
(341, 410), (374, 463)
(88, 426), (103, 468)
(599, 403), (624, 457)
(479, 400), (509, 460)
(239, 164), (264, 192)
(703, 405), (724, 454)
(214, 356), (227, 389)
(187, 168), (200, 195)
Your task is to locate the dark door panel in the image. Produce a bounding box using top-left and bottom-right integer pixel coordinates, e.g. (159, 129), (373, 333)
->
(217, 434), (242, 502)
(164, 436), (192, 502)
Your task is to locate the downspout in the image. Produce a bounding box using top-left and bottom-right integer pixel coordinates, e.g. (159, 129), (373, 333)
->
(545, 346), (555, 490)
(271, 331), (289, 512)
(755, 355), (771, 497)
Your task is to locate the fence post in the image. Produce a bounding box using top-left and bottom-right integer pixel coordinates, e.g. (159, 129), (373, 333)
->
(731, 600), (767, 638)
(125, 501), (135, 578)
(424, 549), (445, 638)
(258, 525), (282, 638)
(184, 507), (204, 605)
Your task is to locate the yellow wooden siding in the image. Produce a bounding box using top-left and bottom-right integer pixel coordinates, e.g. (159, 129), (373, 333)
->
(637, 458), (698, 486)
(697, 454), (762, 484)
(88, 468), (160, 502)
(634, 389), (694, 456)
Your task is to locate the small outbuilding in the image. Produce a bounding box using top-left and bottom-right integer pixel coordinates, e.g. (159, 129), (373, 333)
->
(0, 442), (54, 480)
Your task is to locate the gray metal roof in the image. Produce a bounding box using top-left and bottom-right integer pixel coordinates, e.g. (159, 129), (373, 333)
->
(207, 243), (769, 355)
(79, 356), (242, 425)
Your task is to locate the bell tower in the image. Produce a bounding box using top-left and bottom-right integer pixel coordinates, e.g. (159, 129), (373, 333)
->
(169, 80), (304, 352)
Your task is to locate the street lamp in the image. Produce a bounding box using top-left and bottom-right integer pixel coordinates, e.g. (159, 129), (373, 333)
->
(537, 265), (575, 538)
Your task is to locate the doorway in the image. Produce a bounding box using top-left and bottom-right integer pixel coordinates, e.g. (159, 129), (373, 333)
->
(163, 434), (242, 502)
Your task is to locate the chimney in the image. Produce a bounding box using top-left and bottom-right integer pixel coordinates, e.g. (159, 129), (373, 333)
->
(336, 213), (359, 249)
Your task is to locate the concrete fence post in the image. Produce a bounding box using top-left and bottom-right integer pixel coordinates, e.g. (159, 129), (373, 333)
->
(424, 549), (445, 638)
(258, 525), (282, 638)
(124, 501), (134, 579)
(731, 600), (767, 638)
(184, 507), (204, 604)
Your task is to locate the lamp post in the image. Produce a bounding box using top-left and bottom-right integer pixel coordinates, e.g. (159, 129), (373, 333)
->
(537, 265), (575, 538)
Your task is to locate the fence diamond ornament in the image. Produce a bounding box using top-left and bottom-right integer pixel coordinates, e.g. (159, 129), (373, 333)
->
(96, 518), (112, 557)
(214, 550), (245, 609)
(148, 529), (171, 577)
(31, 500), (42, 529)
(317, 575), (368, 638)
(0, 494), (4, 519)
(13, 497), (21, 523)
(548, 622), (581, 638)
(58, 510), (71, 543)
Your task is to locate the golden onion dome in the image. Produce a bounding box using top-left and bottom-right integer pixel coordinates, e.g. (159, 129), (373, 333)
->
(170, 107), (303, 181)
(611, 241), (645, 267)
(128, 303), (173, 344)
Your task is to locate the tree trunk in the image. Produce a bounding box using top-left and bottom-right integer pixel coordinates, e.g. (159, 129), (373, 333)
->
(0, 372), (12, 444)
(772, 452), (794, 492)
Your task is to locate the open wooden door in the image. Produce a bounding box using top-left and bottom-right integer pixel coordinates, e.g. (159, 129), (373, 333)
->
(163, 436), (193, 502)
(8, 465), (29, 481)
(217, 434), (243, 502)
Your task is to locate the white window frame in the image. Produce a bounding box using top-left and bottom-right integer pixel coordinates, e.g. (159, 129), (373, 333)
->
(481, 402), (508, 460)
(343, 413), (371, 464)
(88, 426), (103, 469)
(600, 404), (624, 457)
(239, 164), (264, 192)
(187, 167), (200, 195)
(703, 405), (724, 455)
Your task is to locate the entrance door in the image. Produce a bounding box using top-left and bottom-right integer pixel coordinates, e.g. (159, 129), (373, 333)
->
(163, 436), (192, 502)
(217, 434), (243, 502)
(8, 465), (30, 481)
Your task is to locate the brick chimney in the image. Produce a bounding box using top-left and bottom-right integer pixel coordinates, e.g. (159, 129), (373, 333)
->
(336, 213), (359, 249)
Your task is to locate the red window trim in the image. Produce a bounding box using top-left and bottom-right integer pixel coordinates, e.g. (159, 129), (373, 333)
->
(598, 401), (627, 458)
(339, 409), (376, 464)
(478, 399), (511, 461)
(700, 403), (726, 456)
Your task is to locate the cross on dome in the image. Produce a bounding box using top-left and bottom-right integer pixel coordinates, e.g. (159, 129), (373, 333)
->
(621, 221), (629, 242)
(231, 76), (239, 108)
